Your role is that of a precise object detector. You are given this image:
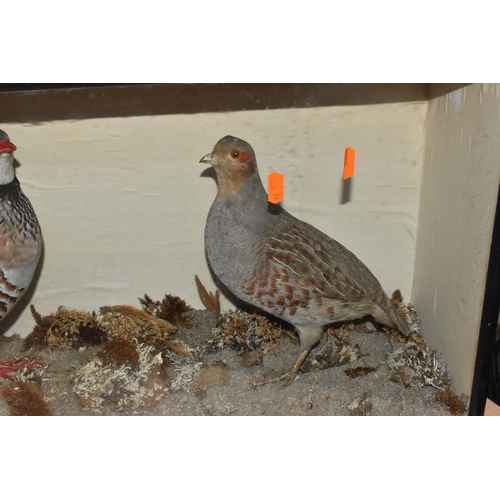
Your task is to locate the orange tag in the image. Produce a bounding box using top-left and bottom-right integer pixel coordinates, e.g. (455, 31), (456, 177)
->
(343, 147), (356, 179)
(268, 172), (284, 203)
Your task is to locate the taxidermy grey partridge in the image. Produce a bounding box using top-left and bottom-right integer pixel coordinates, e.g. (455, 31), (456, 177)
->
(0, 130), (42, 391)
(200, 135), (410, 386)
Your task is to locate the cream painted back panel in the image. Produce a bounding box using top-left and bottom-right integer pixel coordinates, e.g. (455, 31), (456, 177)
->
(4, 102), (425, 336)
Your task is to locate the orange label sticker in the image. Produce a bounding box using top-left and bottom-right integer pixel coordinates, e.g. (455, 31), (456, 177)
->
(343, 147), (356, 179)
(268, 172), (284, 203)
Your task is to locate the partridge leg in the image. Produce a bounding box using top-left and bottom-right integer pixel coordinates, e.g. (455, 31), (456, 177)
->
(251, 346), (313, 388)
(0, 357), (38, 392)
(251, 327), (322, 388)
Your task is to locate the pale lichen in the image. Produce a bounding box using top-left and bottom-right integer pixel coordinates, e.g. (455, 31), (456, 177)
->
(73, 342), (165, 411)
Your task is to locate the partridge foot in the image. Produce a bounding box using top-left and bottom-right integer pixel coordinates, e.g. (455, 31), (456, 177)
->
(250, 347), (312, 388)
(251, 369), (298, 388)
(0, 357), (38, 392)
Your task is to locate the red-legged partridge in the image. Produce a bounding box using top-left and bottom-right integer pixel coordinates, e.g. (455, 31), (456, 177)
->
(0, 130), (42, 391)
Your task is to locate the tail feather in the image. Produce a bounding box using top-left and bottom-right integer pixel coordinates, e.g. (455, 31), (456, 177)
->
(372, 295), (411, 337)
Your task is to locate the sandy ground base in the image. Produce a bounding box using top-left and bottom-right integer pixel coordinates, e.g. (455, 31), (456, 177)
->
(0, 309), (456, 416)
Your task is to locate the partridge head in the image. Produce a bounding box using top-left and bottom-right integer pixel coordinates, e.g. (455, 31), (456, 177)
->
(200, 135), (410, 386)
(0, 130), (42, 391)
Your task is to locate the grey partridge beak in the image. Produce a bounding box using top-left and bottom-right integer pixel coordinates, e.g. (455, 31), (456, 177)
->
(199, 153), (214, 165)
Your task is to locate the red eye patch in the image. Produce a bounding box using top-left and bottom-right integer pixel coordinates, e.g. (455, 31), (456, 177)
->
(238, 152), (250, 163)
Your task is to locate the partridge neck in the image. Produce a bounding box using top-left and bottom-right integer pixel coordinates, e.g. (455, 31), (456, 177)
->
(222, 171), (269, 217)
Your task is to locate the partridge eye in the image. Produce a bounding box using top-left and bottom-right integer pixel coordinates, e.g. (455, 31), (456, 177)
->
(231, 149), (240, 159)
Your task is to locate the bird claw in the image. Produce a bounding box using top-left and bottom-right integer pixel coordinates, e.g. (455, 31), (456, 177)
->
(250, 347), (311, 388)
(0, 386), (19, 393)
(250, 369), (298, 389)
(0, 357), (39, 381)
